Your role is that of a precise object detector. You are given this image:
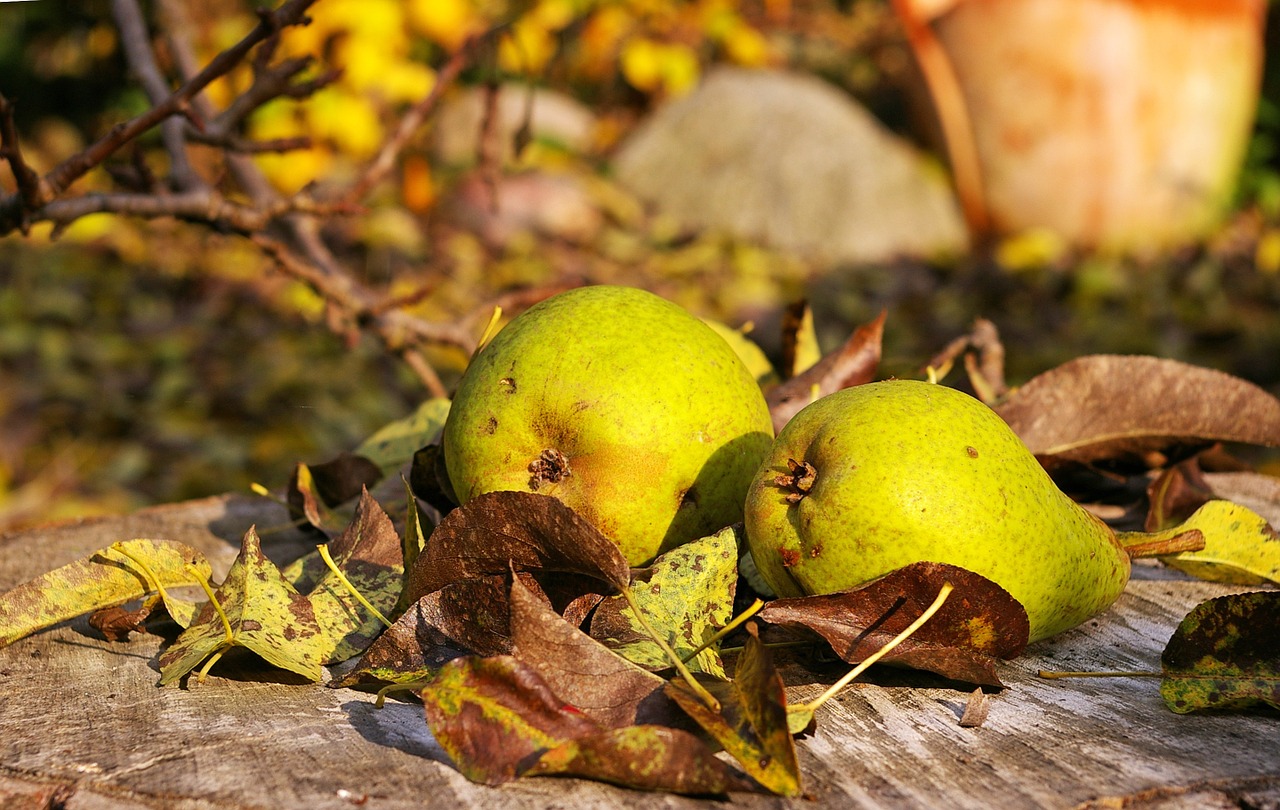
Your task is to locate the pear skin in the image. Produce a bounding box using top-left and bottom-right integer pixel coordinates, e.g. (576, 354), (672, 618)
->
(744, 380), (1130, 642)
(444, 286), (774, 566)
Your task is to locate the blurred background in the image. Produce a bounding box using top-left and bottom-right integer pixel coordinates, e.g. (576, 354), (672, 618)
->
(2, 0), (1279, 531)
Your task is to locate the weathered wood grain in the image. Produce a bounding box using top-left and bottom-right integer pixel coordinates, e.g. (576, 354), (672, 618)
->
(0, 495), (1276, 809)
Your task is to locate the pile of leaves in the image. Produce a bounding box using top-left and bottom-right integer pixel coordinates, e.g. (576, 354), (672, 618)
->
(1, 308), (1279, 798)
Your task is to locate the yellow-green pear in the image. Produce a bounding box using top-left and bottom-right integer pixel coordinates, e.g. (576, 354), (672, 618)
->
(743, 380), (1133, 642)
(444, 285), (774, 566)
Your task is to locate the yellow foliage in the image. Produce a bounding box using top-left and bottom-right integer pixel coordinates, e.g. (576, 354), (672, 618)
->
(408, 0), (484, 50)
(1255, 229), (1280, 275)
(621, 38), (700, 95)
(500, 17), (559, 74)
(307, 90), (384, 158)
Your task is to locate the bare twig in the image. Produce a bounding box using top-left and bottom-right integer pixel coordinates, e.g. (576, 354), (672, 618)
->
(345, 29), (503, 203)
(41, 0), (318, 202)
(111, 0), (202, 191)
(0, 95), (44, 234)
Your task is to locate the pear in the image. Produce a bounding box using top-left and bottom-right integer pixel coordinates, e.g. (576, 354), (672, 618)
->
(444, 285), (774, 566)
(744, 380), (1136, 642)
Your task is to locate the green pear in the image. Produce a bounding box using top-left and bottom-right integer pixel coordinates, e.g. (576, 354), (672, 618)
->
(743, 379), (1132, 642)
(444, 285), (774, 566)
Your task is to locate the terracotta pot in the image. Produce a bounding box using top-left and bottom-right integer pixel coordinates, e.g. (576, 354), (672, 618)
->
(895, 0), (1266, 252)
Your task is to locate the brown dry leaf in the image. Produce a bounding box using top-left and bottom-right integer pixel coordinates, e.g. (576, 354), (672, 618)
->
(1147, 457), (1217, 531)
(508, 575), (682, 730)
(996, 355), (1280, 466)
(282, 489), (407, 664)
(525, 725), (761, 796)
(758, 562), (1028, 687)
(403, 491), (631, 603)
(767, 310), (885, 434)
(420, 654), (600, 785)
(328, 595), (471, 689)
(958, 688), (990, 728)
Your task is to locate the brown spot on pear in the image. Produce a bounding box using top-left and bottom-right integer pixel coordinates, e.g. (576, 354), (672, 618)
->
(743, 380), (1131, 643)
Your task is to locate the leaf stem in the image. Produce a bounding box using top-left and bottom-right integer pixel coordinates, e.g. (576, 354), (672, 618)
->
(185, 563), (233, 645)
(110, 542), (174, 605)
(794, 582), (953, 715)
(317, 544), (393, 628)
(679, 598), (764, 664)
(621, 584), (721, 712)
(195, 648), (228, 684)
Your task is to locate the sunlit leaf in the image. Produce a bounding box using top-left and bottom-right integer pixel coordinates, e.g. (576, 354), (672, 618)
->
(996, 355), (1280, 465)
(589, 526), (738, 677)
(354, 398), (451, 474)
(0, 539), (211, 648)
(282, 490), (406, 663)
(664, 625), (801, 796)
(758, 562), (1028, 687)
(403, 491), (630, 603)
(158, 527), (325, 685)
(525, 724), (761, 796)
(767, 310), (885, 433)
(1161, 591), (1280, 714)
(1159, 500), (1280, 585)
(420, 654), (599, 785)
(509, 575), (679, 729)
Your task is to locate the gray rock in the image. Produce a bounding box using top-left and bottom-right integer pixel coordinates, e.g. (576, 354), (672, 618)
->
(434, 85), (597, 166)
(613, 67), (967, 264)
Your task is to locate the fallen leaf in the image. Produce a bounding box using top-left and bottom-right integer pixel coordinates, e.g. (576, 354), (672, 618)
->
(589, 526), (739, 678)
(1159, 500), (1280, 585)
(926, 318), (1008, 403)
(779, 299), (821, 379)
(158, 527), (325, 685)
(665, 624), (801, 796)
(1203, 471), (1280, 530)
(0, 539), (211, 648)
(1160, 591), (1280, 714)
(758, 562), (1028, 687)
(403, 491), (631, 603)
(958, 687), (990, 728)
(420, 654), (601, 785)
(354, 398), (451, 475)
(767, 310), (885, 433)
(89, 596), (162, 641)
(996, 355), (1280, 466)
(328, 595), (471, 690)
(509, 575), (679, 729)
(1146, 457), (1217, 531)
(525, 724), (760, 796)
(287, 462), (328, 533)
(408, 443), (458, 516)
(282, 490), (406, 663)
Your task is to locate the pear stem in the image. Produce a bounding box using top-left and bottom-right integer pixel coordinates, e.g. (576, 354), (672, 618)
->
(621, 585), (721, 712)
(679, 599), (764, 664)
(794, 582), (953, 716)
(1037, 670), (1161, 679)
(1116, 528), (1205, 559)
(317, 544), (393, 629)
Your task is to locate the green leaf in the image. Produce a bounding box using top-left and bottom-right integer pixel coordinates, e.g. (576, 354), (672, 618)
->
(590, 526), (739, 677)
(664, 624), (801, 796)
(354, 398), (450, 474)
(1161, 591), (1280, 714)
(158, 527), (325, 685)
(0, 539), (211, 647)
(1160, 500), (1280, 585)
(286, 490), (406, 664)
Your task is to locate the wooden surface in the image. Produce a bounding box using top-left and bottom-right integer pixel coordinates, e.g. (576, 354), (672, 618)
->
(0, 494), (1277, 809)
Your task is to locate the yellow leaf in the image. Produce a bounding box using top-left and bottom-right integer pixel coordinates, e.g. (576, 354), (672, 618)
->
(1161, 500), (1280, 585)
